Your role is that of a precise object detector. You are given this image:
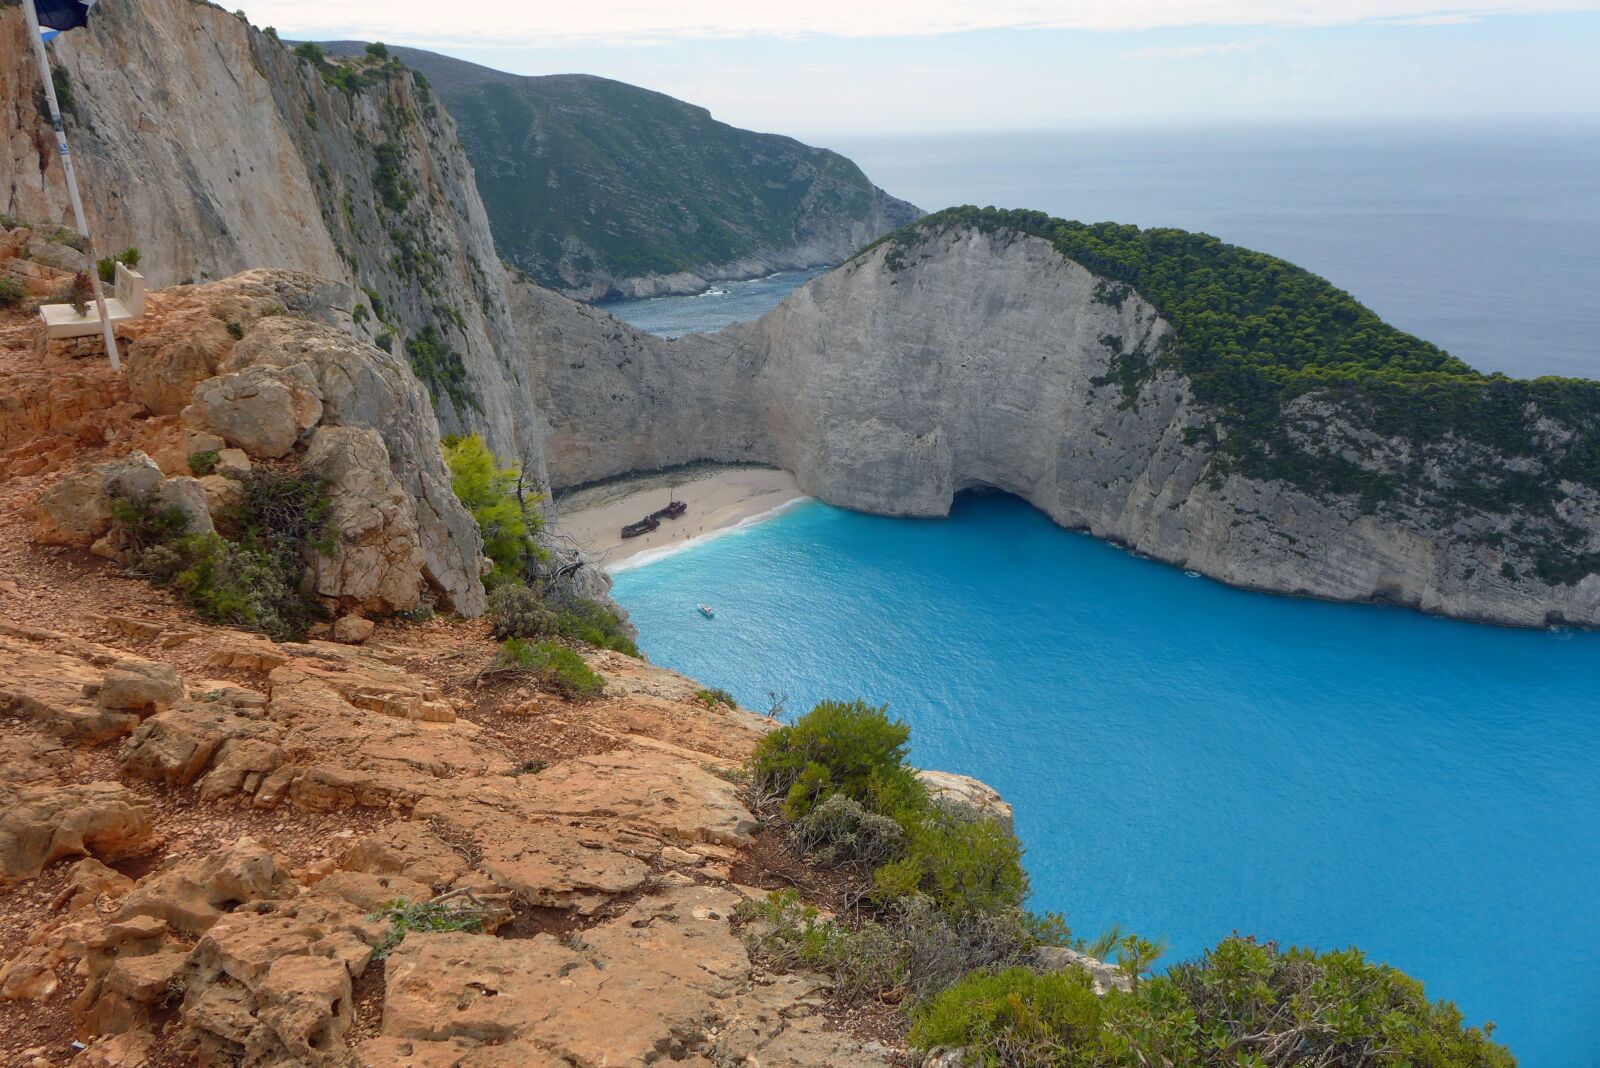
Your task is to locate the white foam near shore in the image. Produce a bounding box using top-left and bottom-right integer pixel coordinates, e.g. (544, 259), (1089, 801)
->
(551, 465), (809, 571)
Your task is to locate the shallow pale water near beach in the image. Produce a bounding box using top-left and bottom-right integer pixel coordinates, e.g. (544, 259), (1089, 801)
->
(611, 494), (1600, 1066)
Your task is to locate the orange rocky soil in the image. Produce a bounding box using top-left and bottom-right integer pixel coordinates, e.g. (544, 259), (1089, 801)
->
(0, 276), (904, 1066)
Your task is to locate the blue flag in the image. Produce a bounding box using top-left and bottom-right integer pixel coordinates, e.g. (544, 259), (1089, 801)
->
(33, 0), (98, 40)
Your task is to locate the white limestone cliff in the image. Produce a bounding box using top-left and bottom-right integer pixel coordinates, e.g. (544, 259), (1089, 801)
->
(525, 227), (1600, 628)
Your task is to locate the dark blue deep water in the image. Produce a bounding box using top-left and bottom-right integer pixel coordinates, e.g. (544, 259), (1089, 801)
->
(612, 495), (1600, 1066)
(612, 121), (1600, 380)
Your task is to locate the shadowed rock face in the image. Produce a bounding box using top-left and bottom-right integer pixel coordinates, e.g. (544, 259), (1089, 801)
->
(0, 0), (548, 487)
(328, 44), (922, 302)
(523, 226), (1600, 629)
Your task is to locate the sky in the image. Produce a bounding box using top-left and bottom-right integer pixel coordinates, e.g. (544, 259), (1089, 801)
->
(242, 2), (1600, 136)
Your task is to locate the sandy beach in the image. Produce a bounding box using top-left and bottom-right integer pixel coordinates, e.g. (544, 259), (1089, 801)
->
(551, 465), (807, 569)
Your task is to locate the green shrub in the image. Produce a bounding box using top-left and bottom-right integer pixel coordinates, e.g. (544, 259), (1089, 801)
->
(108, 494), (190, 553)
(493, 638), (605, 699)
(906, 936), (1515, 1068)
(897, 898), (1069, 1000)
(407, 323), (474, 412)
(1125, 936), (1516, 1068)
(136, 533), (312, 640)
(369, 898), (483, 959)
(487, 582), (559, 639)
(50, 64), (75, 116)
(695, 687), (737, 708)
(228, 470), (335, 557)
(364, 41), (389, 60)
(443, 433), (541, 587)
(909, 966), (1105, 1067)
(0, 277), (24, 308)
(293, 41), (325, 63)
(187, 449), (220, 476)
(790, 793), (905, 871)
(114, 472), (333, 641)
(736, 890), (904, 1002)
(95, 247), (139, 284)
(874, 804), (1030, 918)
(550, 596), (637, 656)
(749, 699), (925, 821)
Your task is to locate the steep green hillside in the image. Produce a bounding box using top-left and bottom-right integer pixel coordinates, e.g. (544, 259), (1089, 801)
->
(324, 45), (920, 298)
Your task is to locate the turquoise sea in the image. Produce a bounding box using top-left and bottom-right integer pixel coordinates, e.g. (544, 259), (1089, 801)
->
(612, 495), (1600, 1066)
(602, 122), (1600, 1065)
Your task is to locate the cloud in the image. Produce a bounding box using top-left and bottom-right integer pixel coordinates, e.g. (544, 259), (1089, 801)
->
(242, 0), (1600, 43)
(1122, 38), (1274, 60)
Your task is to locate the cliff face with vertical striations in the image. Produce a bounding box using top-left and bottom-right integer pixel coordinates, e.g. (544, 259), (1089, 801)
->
(0, 0), (548, 486)
(521, 223), (1600, 629)
(326, 44), (923, 302)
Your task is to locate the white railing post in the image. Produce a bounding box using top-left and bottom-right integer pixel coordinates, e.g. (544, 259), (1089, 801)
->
(22, 0), (120, 372)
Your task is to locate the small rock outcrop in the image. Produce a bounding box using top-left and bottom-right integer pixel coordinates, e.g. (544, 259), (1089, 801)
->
(28, 269), (489, 616)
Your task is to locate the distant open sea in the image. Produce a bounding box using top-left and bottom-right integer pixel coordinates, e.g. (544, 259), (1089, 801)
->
(614, 120), (1600, 379)
(603, 123), (1600, 1066)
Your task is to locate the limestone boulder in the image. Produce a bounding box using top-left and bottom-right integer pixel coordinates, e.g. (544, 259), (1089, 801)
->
(125, 316), (237, 416)
(227, 315), (487, 615)
(332, 614), (375, 644)
(367, 881), (889, 1066)
(1034, 945), (1132, 995)
(0, 731), (81, 788)
(120, 691), (277, 788)
(27, 238), (82, 272)
(197, 473), (244, 516)
(0, 782), (155, 886)
(96, 659), (184, 717)
(302, 427), (425, 614)
(254, 954), (352, 1062)
(32, 452), (162, 547)
(0, 630), (149, 743)
(918, 769), (1015, 835)
(340, 822), (467, 889)
(214, 448), (252, 479)
(182, 363), (323, 459)
(116, 838), (297, 935)
(32, 453), (215, 549)
(155, 475), (216, 536)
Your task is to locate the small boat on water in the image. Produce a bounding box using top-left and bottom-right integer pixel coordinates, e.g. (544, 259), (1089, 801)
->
(698, 604), (715, 618)
(1184, 570), (1202, 578)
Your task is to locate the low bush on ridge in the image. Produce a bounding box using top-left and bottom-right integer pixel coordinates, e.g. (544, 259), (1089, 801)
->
(442, 433), (542, 589)
(745, 699), (1515, 1067)
(111, 471), (335, 641)
(446, 433), (638, 657)
(492, 637), (605, 699)
(486, 582), (638, 657)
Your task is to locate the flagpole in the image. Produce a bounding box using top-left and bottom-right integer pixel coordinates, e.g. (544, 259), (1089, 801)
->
(22, 0), (120, 373)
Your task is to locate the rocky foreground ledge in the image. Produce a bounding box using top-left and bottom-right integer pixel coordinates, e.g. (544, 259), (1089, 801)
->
(0, 603), (906, 1066)
(0, 268), (1025, 1066)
